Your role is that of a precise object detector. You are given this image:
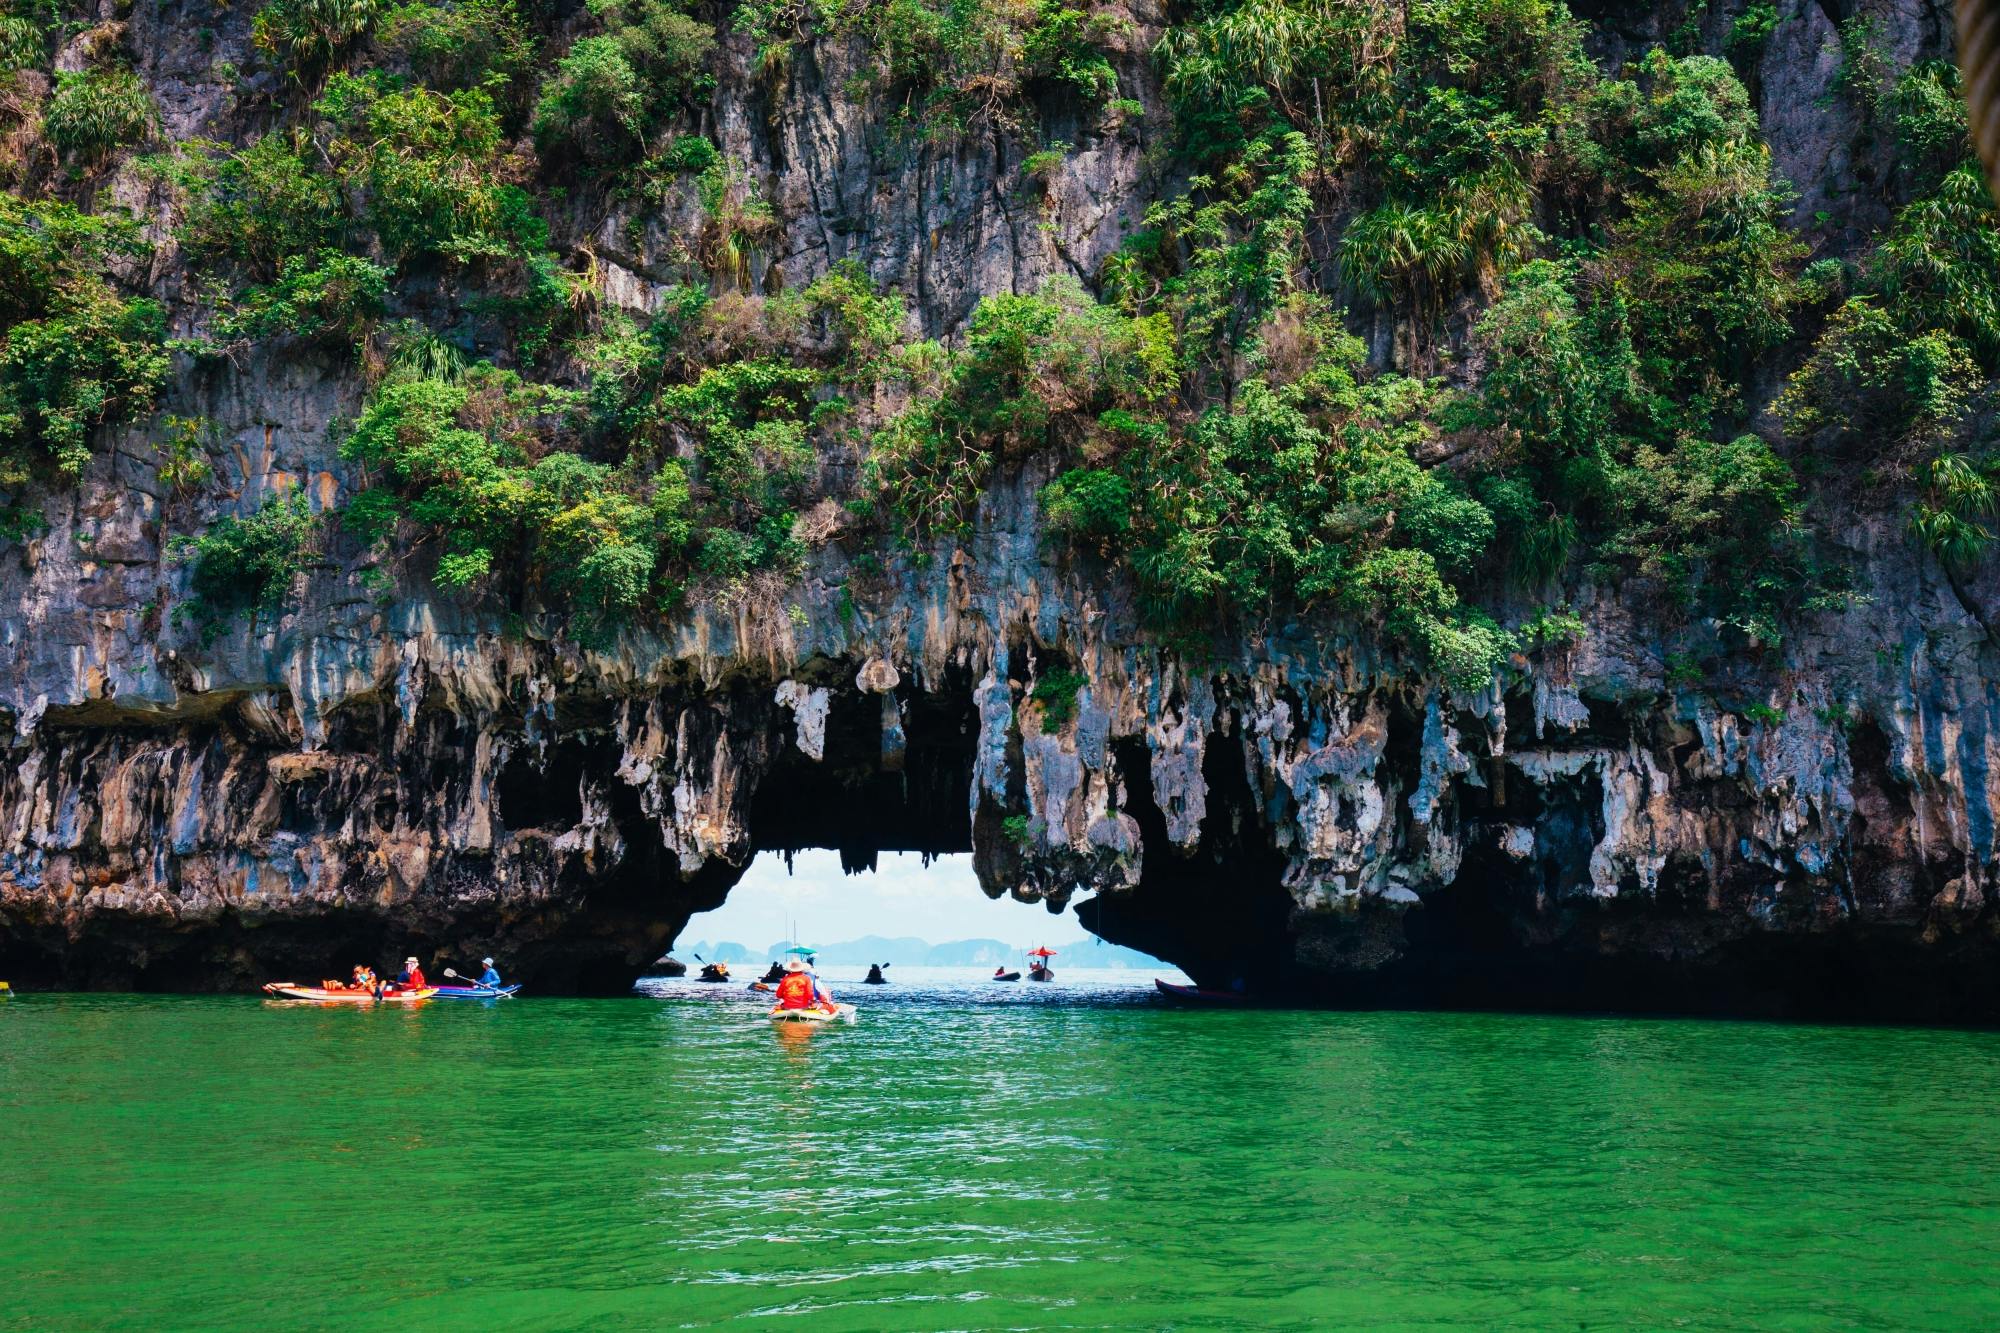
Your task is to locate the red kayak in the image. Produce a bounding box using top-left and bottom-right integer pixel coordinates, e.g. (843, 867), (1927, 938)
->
(1154, 979), (1248, 1005)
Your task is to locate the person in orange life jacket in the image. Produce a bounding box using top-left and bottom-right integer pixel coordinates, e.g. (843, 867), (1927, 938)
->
(774, 957), (834, 1011)
(395, 957), (427, 990)
(350, 965), (377, 992)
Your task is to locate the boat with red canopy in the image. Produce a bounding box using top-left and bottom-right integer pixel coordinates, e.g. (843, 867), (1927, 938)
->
(1026, 947), (1056, 982)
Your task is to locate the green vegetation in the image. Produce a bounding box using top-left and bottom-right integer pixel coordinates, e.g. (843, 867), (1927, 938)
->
(173, 131), (347, 276)
(252, 0), (381, 83)
(0, 0), (1992, 687)
(341, 363), (556, 589)
(154, 416), (216, 496)
(315, 72), (535, 264)
(44, 67), (157, 164)
(0, 196), (170, 482)
(732, 0), (1118, 139)
(1740, 700), (1784, 727)
(1520, 605), (1586, 650)
(1030, 668), (1088, 732)
(177, 491), (320, 615)
(219, 251), (391, 345)
(1781, 38), (2000, 568)
(380, 0), (535, 97)
(532, 0), (714, 166)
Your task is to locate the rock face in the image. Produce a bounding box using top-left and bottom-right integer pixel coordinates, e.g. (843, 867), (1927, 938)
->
(4, 0), (2000, 1018)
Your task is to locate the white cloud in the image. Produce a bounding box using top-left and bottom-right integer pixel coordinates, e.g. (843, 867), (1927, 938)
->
(682, 849), (1069, 949)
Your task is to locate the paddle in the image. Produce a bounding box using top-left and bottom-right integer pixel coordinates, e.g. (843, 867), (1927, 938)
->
(442, 968), (499, 990)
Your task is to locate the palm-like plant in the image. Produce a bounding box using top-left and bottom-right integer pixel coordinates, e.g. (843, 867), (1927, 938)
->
(252, 0), (381, 83)
(1913, 452), (2000, 567)
(1873, 163), (2000, 366)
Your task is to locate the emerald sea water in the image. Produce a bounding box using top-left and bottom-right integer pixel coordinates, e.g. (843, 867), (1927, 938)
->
(4, 970), (1998, 1330)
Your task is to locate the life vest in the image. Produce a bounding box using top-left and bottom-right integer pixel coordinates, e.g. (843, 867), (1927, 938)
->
(775, 972), (816, 1009)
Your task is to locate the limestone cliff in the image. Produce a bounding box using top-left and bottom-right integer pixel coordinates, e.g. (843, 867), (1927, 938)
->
(4, 0), (2000, 1019)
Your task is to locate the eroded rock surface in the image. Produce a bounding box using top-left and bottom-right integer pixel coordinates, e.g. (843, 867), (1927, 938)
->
(3, 0), (1999, 1018)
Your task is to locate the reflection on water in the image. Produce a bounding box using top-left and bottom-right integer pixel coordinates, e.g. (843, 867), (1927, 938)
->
(4, 973), (2000, 1330)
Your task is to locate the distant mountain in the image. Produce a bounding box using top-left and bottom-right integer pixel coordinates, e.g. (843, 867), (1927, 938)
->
(766, 936), (932, 966)
(682, 934), (1168, 969)
(680, 940), (757, 964)
(923, 938), (1015, 966)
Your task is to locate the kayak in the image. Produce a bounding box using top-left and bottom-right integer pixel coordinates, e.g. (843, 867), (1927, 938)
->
(262, 983), (437, 1003)
(991, 971), (1020, 982)
(431, 984), (522, 999)
(769, 1003), (856, 1023)
(1154, 979), (1247, 1005)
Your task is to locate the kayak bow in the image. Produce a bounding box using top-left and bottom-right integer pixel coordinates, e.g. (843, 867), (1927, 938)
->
(430, 984), (522, 999)
(1153, 979), (1248, 1005)
(769, 1003), (856, 1023)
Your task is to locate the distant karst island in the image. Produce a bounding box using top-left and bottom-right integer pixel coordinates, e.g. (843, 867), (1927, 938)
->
(679, 937), (1167, 969)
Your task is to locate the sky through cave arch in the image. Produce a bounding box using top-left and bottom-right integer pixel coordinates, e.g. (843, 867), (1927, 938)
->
(679, 849), (1152, 965)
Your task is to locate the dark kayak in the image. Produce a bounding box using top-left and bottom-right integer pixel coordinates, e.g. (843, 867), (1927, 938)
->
(991, 971), (1020, 982)
(432, 984), (522, 999)
(1154, 979), (1247, 1005)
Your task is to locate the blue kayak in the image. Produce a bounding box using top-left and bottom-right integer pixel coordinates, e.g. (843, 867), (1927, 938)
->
(430, 984), (522, 999)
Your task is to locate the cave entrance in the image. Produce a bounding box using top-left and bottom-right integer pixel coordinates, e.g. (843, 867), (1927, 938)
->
(668, 670), (1108, 976)
(673, 848), (1104, 976)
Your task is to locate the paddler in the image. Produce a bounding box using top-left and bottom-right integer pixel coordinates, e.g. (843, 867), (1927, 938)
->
(773, 955), (836, 1013)
(395, 956), (427, 990)
(350, 964), (377, 992)
(476, 957), (502, 988)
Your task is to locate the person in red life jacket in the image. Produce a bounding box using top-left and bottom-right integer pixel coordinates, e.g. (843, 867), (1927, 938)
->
(774, 956), (834, 1011)
(394, 956), (427, 991)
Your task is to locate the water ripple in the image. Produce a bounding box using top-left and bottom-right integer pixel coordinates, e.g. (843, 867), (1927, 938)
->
(5, 982), (2000, 1329)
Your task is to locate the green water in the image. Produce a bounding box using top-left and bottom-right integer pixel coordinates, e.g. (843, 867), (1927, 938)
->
(4, 982), (1999, 1331)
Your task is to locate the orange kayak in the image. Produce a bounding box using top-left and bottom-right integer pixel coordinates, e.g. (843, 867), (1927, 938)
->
(262, 983), (437, 1003)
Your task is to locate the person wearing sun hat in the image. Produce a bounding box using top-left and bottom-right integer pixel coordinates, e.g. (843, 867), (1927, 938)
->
(476, 957), (502, 988)
(773, 951), (835, 1012)
(394, 956), (427, 990)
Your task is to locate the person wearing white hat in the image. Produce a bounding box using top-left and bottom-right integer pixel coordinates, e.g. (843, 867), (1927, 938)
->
(395, 956), (427, 990)
(476, 957), (502, 988)
(773, 955), (836, 1012)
